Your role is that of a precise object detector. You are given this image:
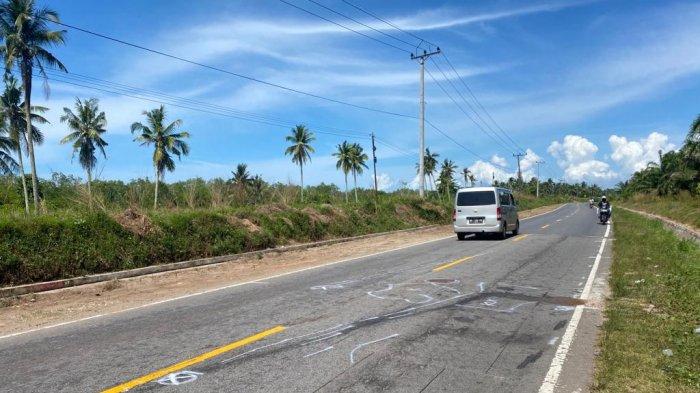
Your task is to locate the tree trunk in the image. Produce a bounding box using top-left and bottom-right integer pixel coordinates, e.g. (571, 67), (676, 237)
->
(22, 65), (39, 213)
(299, 163), (304, 202)
(353, 169), (358, 203)
(16, 139), (29, 215)
(87, 167), (93, 211)
(344, 173), (348, 203)
(153, 167), (160, 209)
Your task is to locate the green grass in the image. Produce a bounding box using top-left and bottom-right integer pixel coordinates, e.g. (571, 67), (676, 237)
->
(593, 209), (699, 392)
(622, 193), (700, 229)
(0, 196), (452, 286)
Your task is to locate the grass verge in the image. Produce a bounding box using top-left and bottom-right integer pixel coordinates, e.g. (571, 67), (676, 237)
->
(593, 209), (699, 392)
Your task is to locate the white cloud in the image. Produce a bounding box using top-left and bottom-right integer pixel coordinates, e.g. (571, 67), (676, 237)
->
(609, 131), (675, 173)
(375, 173), (394, 191)
(470, 160), (511, 184)
(490, 154), (507, 167)
(548, 135), (616, 182)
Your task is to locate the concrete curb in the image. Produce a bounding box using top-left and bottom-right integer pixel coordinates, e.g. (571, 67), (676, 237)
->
(0, 224), (444, 299)
(620, 206), (700, 243)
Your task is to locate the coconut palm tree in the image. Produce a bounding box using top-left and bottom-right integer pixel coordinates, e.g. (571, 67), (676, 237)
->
(349, 143), (368, 203)
(284, 125), (314, 202)
(131, 105), (190, 209)
(415, 148), (440, 192)
(231, 163), (251, 189)
(0, 74), (46, 214)
(0, 0), (67, 213)
(0, 114), (16, 175)
(333, 141), (353, 202)
(59, 98), (108, 210)
(437, 159), (457, 202)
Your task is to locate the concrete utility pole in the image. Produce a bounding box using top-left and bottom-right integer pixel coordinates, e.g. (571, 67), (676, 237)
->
(535, 160), (545, 198)
(513, 152), (527, 181)
(411, 47), (441, 198)
(463, 168), (469, 187)
(371, 133), (378, 198)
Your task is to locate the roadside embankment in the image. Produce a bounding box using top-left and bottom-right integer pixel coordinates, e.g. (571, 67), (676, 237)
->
(593, 209), (699, 392)
(0, 198), (450, 286)
(621, 193), (700, 230)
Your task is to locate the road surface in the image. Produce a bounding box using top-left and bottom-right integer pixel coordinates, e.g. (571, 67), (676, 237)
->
(0, 203), (612, 392)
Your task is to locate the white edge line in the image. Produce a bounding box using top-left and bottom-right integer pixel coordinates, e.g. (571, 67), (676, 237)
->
(0, 234), (453, 341)
(538, 220), (611, 393)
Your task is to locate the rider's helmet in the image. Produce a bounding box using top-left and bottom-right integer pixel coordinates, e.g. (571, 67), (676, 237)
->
(601, 195), (607, 202)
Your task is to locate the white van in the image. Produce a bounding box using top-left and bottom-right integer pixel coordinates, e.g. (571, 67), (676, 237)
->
(453, 187), (519, 240)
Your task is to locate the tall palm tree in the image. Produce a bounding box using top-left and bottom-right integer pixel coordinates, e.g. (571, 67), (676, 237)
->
(0, 114), (17, 175)
(349, 143), (368, 202)
(131, 105), (190, 209)
(0, 74), (46, 214)
(438, 159), (457, 202)
(415, 148), (440, 192)
(333, 141), (353, 202)
(0, 0), (67, 213)
(231, 163), (251, 189)
(59, 98), (107, 211)
(284, 125), (314, 202)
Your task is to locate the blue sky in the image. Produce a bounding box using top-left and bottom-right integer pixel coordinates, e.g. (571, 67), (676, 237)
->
(31, 0), (700, 189)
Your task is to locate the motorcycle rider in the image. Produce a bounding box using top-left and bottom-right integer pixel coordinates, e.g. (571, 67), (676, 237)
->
(598, 196), (612, 220)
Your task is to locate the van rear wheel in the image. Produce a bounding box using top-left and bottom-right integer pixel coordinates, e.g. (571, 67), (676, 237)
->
(499, 222), (508, 239)
(512, 220), (520, 236)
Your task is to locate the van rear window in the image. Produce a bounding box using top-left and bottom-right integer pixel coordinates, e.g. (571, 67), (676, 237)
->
(457, 191), (496, 206)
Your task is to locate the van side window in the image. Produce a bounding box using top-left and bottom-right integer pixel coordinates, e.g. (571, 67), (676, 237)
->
(510, 194), (516, 206)
(499, 190), (510, 206)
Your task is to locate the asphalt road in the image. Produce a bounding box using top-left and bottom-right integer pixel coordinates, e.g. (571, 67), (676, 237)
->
(0, 203), (613, 392)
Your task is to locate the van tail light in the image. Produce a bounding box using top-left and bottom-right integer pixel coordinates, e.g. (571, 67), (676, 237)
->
(496, 207), (502, 220)
(452, 209), (456, 222)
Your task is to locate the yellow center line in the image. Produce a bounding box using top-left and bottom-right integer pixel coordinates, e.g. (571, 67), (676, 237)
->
(512, 234), (529, 242)
(433, 256), (474, 272)
(541, 224), (550, 229)
(101, 325), (285, 393)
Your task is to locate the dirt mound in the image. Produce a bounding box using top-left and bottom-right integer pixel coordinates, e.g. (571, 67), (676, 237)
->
(114, 208), (157, 236)
(320, 203), (347, 219)
(302, 207), (331, 224)
(227, 216), (261, 233)
(256, 203), (287, 215)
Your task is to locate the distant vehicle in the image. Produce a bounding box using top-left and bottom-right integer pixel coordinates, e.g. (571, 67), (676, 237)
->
(453, 187), (519, 240)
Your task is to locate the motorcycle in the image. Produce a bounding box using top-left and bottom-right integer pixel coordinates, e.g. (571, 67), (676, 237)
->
(599, 207), (610, 224)
(589, 201), (594, 208)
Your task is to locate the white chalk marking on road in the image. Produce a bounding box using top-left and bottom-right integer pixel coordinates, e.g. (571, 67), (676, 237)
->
(553, 305), (575, 312)
(304, 332), (342, 345)
(548, 337), (559, 346)
(156, 370), (203, 386)
(538, 221), (611, 393)
(304, 346), (333, 358)
(349, 334), (399, 364)
(478, 282), (486, 293)
(577, 282), (583, 287)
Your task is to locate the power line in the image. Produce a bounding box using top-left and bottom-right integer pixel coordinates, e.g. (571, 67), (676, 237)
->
(333, 2), (526, 153)
(278, 0), (411, 54)
(424, 64), (514, 156)
(304, 0), (416, 50)
(39, 16), (417, 120)
(429, 57), (518, 154)
(29, 66), (415, 157)
(340, 0), (438, 49)
(440, 54), (525, 153)
(423, 119), (508, 170)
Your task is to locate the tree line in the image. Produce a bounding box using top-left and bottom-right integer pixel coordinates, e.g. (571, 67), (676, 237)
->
(617, 115), (699, 197)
